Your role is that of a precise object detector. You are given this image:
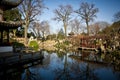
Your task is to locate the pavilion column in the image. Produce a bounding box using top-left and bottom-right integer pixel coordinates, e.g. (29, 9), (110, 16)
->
(0, 30), (3, 43)
(6, 30), (9, 43)
(0, 8), (3, 21)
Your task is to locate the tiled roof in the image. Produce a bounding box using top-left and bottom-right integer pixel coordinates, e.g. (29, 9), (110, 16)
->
(0, 21), (24, 30)
(0, 0), (23, 10)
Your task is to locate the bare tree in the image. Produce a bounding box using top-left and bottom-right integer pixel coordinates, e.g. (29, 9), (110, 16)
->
(30, 21), (50, 40)
(18, 0), (44, 45)
(75, 2), (98, 35)
(53, 5), (73, 36)
(90, 21), (109, 35)
(113, 11), (120, 22)
(70, 18), (81, 35)
(40, 21), (50, 38)
(89, 23), (100, 35)
(30, 21), (41, 39)
(98, 21), (110, 31)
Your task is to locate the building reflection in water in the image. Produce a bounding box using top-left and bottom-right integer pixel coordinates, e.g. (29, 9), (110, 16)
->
(0, 52), (44, 80)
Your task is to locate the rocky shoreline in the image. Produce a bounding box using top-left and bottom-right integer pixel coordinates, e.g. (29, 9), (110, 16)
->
(39, 40), (57, 51)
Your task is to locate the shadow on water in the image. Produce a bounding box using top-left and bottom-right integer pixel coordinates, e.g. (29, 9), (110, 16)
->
(0, 51), (44, 80)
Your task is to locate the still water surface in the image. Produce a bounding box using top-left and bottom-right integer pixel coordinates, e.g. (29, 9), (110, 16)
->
(22, 51), (120, 80)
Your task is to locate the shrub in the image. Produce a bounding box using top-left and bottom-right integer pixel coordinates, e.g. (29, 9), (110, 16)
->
(12, 42), (25, 52)
(29, 41), (39, 51)
(54, 40), (70, 50)
(12, 42), (25, 47)
(63, 40), (70, 45)
(111, 50), (120, 59)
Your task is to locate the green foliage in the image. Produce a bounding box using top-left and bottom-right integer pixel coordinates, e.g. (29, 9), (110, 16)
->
(16, 27), (24, 37)
(56, 50), (65, 58)
(101, 21), (120, 35)
(46, 34), (57, 40)
(12, 42), (25, 47)
(63, 40), (70, 45)
(54, 40), (70, 50)
(27, 32), (36, 38)
(113, 11), (120, 22)
(3, 8), (21, 21)
(104, 50), (120, 67)
(111, 50), (120, 59)
(100, 21), (120, 48)
(110, 50), (120, 71)
(28, 41), (39, 51)
(57, 28), (65, 39)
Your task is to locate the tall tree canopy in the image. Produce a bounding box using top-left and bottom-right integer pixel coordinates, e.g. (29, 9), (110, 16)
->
(40, 21), (50, 38)
(3, 8), (21, 21)
(30, 21), (50, 39)
(75, 2), (98, 35)
(89, 21), (110, 35)
(3, 8), (22, 38)
(18, 0), (44, 45)
(30, 21), (41, 39)
(53, 5), (73, 36)
(113, 11), (120, 22)
(69, 18), (81, 34)
(57, 28), (65, 39)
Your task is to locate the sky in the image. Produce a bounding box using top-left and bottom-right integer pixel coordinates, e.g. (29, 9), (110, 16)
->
(38, 0), (120, 33)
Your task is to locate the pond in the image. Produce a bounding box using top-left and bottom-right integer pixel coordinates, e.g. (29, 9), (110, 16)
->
(21, 50), (120, 80)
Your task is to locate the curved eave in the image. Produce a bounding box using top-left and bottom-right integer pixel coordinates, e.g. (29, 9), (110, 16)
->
(0, 21), (23, 30)
(0, 0), (23, 10)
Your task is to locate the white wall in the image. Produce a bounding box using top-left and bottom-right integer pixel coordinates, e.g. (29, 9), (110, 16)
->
(0, 46), (13, 53)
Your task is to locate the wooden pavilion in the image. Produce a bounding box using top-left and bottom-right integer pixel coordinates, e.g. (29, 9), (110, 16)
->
(0, 21), (22, 46)
(0, 0), (23, 46)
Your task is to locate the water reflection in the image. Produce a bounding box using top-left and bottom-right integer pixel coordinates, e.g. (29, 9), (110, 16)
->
(0, 50), (119, 80)
(0, 51), (44, 80)
(54, 53), (99, 80)
(22, 68), (41, 80)
(22, 50), (119, 80)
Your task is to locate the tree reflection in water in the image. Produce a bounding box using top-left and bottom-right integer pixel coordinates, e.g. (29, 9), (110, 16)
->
(54, 50), (99, 80)
(54, 54), (71, 80)
(23, 68), (41, 80)
(21, 49), (120, 80)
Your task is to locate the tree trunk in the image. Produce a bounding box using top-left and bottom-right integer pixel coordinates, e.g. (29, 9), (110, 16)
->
(24, 21), (29, 46)
(64, 22), (67, 37)
(0, 8), (3, 21)
(13, 29), (16, 38)
(0, 30), (3, 43)
(86, 20), (89, 35)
